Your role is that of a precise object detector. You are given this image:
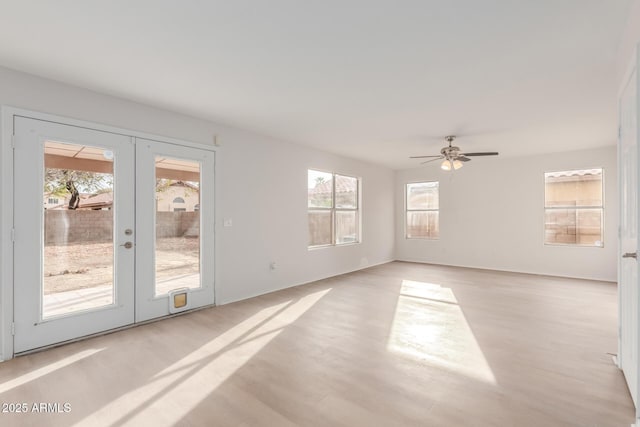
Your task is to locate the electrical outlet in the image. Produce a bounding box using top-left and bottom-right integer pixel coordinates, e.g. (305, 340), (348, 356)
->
(223, 218), (232, 227)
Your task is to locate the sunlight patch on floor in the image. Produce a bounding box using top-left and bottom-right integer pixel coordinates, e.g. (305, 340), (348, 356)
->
(387, 280), (496, 384)
(0, 348), (104, 394)
(72, 288), (331, 426)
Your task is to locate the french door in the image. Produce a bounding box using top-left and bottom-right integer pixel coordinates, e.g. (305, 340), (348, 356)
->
(619, 44), (640, 420)
(13, 117), (214, 354)
(135, 138), (215, 322)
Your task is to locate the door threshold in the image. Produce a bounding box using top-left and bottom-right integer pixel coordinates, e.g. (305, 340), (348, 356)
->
(13, 303), (216, 358)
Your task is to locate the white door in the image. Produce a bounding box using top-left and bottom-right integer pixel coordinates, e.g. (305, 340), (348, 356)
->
(13, 118), (215, 354)
(619, 46), (639, 411)
(13, 117), (135, 353)
(135, 138), (215, 322)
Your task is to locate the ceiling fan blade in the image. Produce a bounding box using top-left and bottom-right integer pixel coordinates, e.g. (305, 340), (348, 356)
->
(410, 155), (443, 159)
(461, 152), (499, 156)
(420, 156), (444, 165)
(457, 156), (471, 162)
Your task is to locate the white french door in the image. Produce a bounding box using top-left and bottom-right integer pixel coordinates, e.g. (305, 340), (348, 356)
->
(13, 117), (135, 353)
(135, 138), (215, 322)
(12, 117), (214, 354)
(619, 44), (640, 420)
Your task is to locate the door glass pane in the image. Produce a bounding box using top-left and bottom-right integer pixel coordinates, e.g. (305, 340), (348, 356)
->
(155, 156), (201, 296)
(43, 141), (115, 318)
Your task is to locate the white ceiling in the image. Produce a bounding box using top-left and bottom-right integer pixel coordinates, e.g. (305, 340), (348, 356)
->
(0, 1), (633, 169)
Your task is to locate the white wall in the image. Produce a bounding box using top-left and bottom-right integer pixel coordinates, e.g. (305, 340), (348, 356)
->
(395, 147), (618, 281)
(618, 0), (640, 82)
(0, 65), (395, 305)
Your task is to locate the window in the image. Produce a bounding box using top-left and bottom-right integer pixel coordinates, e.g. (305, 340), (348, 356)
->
(172, 197), (185, 203)
(544, 168), (603, 247)
(48, 198), (58, 204)
(406, 181), (439, 239)
(308, 170), (359, 247)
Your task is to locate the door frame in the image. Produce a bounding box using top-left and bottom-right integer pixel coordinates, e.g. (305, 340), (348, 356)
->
(0, 106), (217, 361)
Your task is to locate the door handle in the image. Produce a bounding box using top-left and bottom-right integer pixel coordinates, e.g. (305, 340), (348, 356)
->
(623, 252), (637, 259)
(120, 242), (133, 249)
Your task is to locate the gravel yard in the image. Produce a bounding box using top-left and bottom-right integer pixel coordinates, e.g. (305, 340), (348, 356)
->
(43, 237), (200, 294)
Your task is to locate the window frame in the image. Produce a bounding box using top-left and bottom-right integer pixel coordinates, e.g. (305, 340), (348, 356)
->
(543, 168), (604, 248)
(307, 169), (361, 249)
(405, 180), (439, 240)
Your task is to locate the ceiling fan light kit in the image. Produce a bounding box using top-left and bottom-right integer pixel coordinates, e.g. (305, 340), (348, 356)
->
(411, 135), (499, 171)
(441, 159), (463, 171)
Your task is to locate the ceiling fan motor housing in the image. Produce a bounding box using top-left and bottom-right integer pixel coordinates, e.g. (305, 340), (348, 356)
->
(441, 145), (460, 160)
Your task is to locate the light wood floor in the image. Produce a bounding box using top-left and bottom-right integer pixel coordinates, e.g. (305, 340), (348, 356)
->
(0, 262), (634, 426)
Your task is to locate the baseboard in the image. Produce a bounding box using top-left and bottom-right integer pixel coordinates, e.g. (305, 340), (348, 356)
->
(217, 258), (396, 306)
(394, 258), (616, 283)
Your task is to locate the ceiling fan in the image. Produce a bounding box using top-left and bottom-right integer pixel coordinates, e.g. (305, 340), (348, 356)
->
(410, 135), (499, 170)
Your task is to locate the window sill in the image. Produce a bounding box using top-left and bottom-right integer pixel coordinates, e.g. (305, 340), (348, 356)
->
(405, 237), (439, 241)
(543, 242), (604, 248)
(308, 242), (361, 251)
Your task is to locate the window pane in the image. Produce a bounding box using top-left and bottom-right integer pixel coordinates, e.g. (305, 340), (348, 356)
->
(336, 211), (358, 244)
(309, 210), (332, 246)
(335, 175), (358, 208)
(308, 170), (333, 208)
(407, 182), (439, 210)
(155, 156), (201, 296)
(406, 211), (439, 239)
(43, 141), (115, 318)
(544, 208), (576, 244)
(577, 209), (603, 245)
(544, 208), (603, 246)
(544, 169), (602, 207)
